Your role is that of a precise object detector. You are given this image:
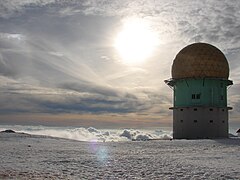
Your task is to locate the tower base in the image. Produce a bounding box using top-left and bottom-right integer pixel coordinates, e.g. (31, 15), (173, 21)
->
(172, 107), (229, 139)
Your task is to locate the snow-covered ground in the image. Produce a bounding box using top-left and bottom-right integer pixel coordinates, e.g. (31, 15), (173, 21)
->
(0, 131), (240, 179)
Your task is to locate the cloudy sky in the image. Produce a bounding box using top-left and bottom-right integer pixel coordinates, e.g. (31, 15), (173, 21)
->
(0, 0), (240, 128)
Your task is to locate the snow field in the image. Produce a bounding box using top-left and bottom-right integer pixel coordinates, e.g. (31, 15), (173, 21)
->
(0, 133), (239, 179)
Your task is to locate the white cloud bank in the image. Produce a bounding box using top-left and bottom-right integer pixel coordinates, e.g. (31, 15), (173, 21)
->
(0, 125), (172, 142)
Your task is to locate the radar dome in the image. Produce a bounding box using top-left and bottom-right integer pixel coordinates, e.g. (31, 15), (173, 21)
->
(172, 43), (229, 79)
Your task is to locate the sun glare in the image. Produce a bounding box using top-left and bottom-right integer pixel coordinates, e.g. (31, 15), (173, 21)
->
(114, 18), (159, 65)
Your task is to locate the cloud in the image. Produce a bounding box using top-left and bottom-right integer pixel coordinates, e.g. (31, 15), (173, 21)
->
(0, 16), (170, 116)
(0, 54), (15, 76)
(0, 33), (24, 40)
(0, 74), (156, 115)
(0, 125), (173, 142)
(2, 1), (240, 53)
(0, 0), (56, 18)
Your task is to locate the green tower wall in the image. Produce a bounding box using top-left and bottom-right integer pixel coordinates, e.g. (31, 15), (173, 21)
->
(173, 78), (232, 108)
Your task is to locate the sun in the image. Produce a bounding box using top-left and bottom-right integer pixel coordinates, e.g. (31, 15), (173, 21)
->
(114, 18), (159, 65)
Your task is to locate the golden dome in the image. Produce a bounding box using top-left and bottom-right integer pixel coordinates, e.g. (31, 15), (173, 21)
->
(172, 43), (229, 79)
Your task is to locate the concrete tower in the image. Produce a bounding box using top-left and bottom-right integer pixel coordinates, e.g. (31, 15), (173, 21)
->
(165, 43), (233, 139)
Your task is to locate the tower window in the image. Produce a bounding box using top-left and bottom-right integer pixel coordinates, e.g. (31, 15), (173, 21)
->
(194, 120), (197, 123)
(180, 120), (183, 123)
(209, 108), (213, 111)
(222, 109), (225, 112)
(192, 94), (195, 99)
(209, 120), (213, 123)
(194, 108), (197, 111)
(192, 94), (200, 99)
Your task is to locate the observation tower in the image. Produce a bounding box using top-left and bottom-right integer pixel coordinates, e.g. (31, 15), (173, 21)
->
(165, 43), (233, 139)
